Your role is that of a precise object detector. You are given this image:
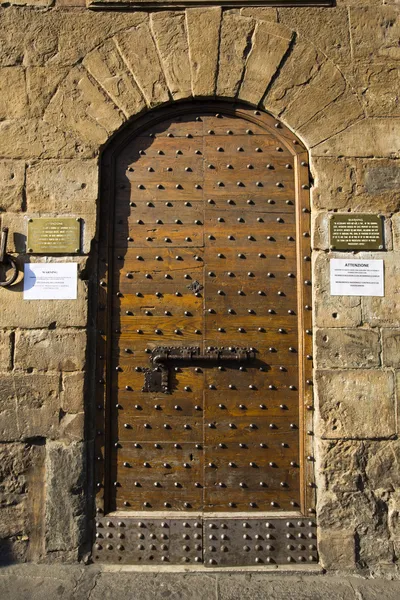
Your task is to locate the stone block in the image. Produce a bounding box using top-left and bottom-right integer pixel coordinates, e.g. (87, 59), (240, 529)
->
(20, 10), (147, 68)
(44, 66), (125, 148)
(240, 7), (277, 21)
(62, 373), (85, 414)
(217, 15), (255, 99)
(356, 160), (400, 213)
(0, 331), (13, 372)
(8, 0), (52, 6)
(318, 488), (380, 532)
(45, 441), (86, 554)
(311, 158), (354, 211)
(388, 490), (400, 541)
(316, 369), (396, 439)
(0, 443), (32, 504)
(115, 23), (170, 107)
(239, 20), (292, 106)
(365, 440), (400, 491)
(0, 119), (96, 160)
(14, 329), (86, 372)
(350, 7), (400, 61)
(362, 252), (400, 326)
(26, 66), (69, 119)
(217, 574), (354, 600)
(311, 157), (400, 213)
(150, 12), (191, 101)
(0, 161), (25, 212)
(0, 68), (28, 119)
(0, 505), (26, 538)
(382, 330), (400, 366)
(350, 63), (400, 117)
(352, 579), (400, 600)
(0, 258), (88, 329)
(297, 89), (363, 148)
(186, 7), (221, 97)
(317, 439), (364, 493)
(0, 9), (25, 67)
(313, 119), (400, 158)
(279, 7), (351, 63)
(83, 40), (145, 119)
(361, 161), (400, 194)
(26, 159), (98, 215)
(0, 374), (60, 441)
(0, 565), (91, 596)
(88, 572), (217, 600)
(315, 328), (381, 369)
(281, 61), (346, 131)
(318, 528), (356, 570)
(311, 211), (329, 250)
(313, 252), (362, 328)
(59, 412), (84, 441)
(394, 213), (400, 251)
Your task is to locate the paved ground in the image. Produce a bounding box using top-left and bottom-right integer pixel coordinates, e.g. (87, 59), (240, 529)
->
(1, 565), (400, 600)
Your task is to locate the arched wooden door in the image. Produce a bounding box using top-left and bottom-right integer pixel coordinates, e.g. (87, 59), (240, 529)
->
(94, 103), (316, 566)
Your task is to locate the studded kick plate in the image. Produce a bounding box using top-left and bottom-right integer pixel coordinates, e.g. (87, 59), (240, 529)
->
(93, 517), (317, 566)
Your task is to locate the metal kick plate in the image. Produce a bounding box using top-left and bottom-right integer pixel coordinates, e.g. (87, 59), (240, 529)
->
(93, 517), (317, 566)
(329, 214), (384, 251)
(27, 218), (81, 254)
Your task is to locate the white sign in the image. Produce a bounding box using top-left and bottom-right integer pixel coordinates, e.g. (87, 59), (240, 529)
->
(23, 263), (78, 300)
(330, 259), (384, 297)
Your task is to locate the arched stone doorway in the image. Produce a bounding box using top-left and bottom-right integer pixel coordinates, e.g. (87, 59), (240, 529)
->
(93, 101), (315, 567)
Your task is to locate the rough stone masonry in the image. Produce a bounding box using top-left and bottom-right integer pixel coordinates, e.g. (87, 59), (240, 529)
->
(0, 0), (399, 578)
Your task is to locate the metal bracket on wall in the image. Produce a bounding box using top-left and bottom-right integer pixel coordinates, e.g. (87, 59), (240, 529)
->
(0, 227), (18, 288)
(142, 346), (257, 393)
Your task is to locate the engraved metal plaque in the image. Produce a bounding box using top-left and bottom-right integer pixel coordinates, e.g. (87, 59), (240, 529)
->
(329, 214), (384, 251)
(27, 218), (81, 254)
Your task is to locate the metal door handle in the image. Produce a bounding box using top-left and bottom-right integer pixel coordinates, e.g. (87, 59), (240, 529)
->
(142, 346), (256, 393)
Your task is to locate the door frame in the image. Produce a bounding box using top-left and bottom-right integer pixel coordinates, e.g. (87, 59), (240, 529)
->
(93, 100), (315, 566)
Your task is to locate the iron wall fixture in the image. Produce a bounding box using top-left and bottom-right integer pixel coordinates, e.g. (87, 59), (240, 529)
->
(0, 227), (18, 288)
(142, 346), (256, 393)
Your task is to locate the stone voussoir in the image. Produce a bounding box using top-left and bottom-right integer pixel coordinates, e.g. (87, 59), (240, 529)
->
(150, 11), (191, 102)
(83, 39), (146, 119)
(115, 22), (170, 107)
(238, 19), (293, 106)
(44, 66), (125, 148)
(216, 14), (256, 99)
(186, 7), (221, 97)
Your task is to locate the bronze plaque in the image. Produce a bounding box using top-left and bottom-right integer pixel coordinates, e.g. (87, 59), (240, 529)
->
(329, 214), (384, 251)
(27, 218), (81, 254)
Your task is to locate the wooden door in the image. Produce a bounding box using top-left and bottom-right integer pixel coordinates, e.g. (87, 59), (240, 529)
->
(94, 103), (315, 566)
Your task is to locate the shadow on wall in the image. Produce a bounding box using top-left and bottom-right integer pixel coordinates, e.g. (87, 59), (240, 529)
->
(0, 539), (25, 565)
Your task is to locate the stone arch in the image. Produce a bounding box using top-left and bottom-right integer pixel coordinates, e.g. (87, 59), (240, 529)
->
(42, 9), (363, 155)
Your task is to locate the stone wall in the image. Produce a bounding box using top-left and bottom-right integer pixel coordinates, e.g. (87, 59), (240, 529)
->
(0, 0), (399, 575)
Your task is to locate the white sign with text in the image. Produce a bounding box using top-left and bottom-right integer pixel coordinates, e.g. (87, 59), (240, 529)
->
(23, 263), (78, 300)
(330, 258), (384, 297)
